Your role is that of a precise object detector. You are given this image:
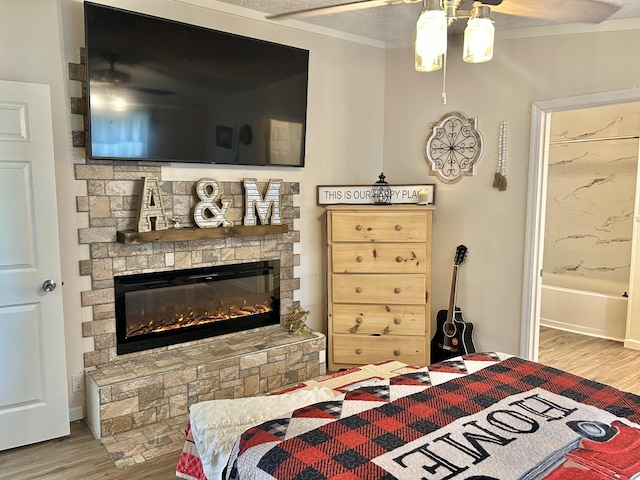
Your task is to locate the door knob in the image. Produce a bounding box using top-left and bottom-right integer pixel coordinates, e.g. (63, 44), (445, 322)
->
(42, 279), (57, 292)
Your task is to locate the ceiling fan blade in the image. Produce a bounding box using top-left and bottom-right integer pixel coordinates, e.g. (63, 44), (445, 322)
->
(494, 0), (619, 24)
(266, 0), (419, 21)
(126, 86), (175, 96)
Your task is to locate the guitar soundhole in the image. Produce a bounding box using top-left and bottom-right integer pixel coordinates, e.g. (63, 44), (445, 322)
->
(443, 323), (456, 337)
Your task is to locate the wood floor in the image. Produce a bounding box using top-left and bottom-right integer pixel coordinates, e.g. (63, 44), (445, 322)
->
(0, 420), (180, 480)
(538, 326), (640, 395)
(2, 327), (640, 479)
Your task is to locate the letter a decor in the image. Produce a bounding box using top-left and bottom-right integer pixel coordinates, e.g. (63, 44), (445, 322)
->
(137, 176), (168, 232)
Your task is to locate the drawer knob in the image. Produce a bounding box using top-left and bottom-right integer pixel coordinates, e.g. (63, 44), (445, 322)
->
(394, 287), (401, 294)
(394, 224), (402, 231)
(356, 317), (363, 324)
(355, 348), (362, 355)
(393, 316), (401, 324)
(350, 325), (359, 333)
(356, 256), (363, 262)
(356, 287), (363, 293)
(395, 256), (403, 263)
(393, 349), (401, 357)
(355, 224), (362, 231)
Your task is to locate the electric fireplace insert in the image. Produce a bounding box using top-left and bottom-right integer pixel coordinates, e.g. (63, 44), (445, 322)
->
(114, 260), (280, 354)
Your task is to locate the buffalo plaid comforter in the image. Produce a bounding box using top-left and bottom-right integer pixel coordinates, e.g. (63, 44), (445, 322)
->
(224, 353), (640, 480)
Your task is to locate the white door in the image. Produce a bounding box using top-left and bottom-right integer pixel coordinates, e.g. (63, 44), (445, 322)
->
(0, 80), (69, 450)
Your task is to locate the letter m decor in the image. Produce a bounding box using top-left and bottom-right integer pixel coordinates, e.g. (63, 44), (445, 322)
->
(243, 178), (282, 226)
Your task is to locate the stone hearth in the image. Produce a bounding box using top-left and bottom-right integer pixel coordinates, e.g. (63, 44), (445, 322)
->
(87, 327), (325, 440)
(88, 328), (325, 468)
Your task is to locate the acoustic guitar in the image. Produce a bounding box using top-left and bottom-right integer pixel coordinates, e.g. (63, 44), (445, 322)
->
(430, 244), (476, 364)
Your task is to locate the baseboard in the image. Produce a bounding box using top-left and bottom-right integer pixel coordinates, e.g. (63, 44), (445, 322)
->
(69, 405), (84, 422)
(624, 338), (640, 351)
(540, 319), (624, 342)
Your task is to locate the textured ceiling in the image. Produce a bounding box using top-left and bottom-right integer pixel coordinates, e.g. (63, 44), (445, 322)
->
(212, 0), (640, 42)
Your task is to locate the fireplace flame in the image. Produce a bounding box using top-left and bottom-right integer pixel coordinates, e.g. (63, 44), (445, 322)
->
(126, 303), (272, 337)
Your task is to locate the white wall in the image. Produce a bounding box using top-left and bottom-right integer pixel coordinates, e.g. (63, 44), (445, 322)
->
(383, 25), (640, 355)
(0, 0), (86, 419)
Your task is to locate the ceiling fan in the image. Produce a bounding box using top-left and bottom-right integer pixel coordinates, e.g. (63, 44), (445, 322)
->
(91, 53), (175, 96)
(266, 0), (620, 26)
(267, 0), (619, 102)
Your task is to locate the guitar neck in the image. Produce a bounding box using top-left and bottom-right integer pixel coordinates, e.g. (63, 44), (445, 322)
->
(446, 265), (459, 325)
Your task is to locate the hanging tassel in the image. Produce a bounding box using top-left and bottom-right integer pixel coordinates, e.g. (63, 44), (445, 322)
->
(497, 170), (507, 191)
(498, 172), (507, 191)
(493, 121), (508, 191)
(492, 172), (501, 188)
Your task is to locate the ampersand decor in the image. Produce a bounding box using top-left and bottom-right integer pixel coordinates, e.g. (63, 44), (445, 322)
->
(424, 111), (483, 184)
(193, 178), (232, 228)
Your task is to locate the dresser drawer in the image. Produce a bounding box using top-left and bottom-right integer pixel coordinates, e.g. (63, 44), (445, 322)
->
(332, 243), (427, 274)
(332, 334), (426, 366)
(332, 274), (425, 304)
(331, 212), (427, 243)
(331, 304), (425, 336)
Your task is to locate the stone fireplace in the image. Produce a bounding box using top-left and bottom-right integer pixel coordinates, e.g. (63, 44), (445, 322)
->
(68, 49), (326, 466)
(75, 166), (302, 367)
(69, 51), (308, 369)
(73, 167), (327, 446)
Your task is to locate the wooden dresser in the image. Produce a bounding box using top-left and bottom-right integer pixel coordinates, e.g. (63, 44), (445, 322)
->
(326, 205), (434, 371)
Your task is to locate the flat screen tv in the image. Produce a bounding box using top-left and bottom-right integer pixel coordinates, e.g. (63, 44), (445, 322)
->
(84, 2), (309, 166)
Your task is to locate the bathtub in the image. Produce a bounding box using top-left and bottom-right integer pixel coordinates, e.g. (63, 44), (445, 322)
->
(540, 273), (628, 341)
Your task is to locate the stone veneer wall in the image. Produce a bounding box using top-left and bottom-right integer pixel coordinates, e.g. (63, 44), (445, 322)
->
(69, 52), (301, 369)
(76, 166), (301, 368)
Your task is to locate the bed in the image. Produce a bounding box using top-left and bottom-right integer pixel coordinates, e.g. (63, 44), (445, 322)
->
(176, 359), (421, 480)
(177, 352), (640, 480)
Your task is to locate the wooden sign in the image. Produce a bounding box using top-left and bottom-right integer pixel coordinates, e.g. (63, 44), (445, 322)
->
(317, 184), (435, 206)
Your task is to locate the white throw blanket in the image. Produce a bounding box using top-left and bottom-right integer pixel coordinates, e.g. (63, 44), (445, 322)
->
(189, 387), (335, 480)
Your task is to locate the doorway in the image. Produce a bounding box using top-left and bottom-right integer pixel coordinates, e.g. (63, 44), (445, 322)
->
(521, 88), (640, 361)
(541, 103), (638, 342)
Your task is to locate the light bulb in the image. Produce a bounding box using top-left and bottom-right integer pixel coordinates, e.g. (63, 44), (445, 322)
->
(90, 94), (103, 109)
(415, 51), (443, 72)
(415, 8), (447, 60)
(463, 9), (495, 63)
(112, 97), (127, 111)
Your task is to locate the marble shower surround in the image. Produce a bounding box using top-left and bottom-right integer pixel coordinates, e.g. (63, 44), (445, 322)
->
(544, 103), (640, 287)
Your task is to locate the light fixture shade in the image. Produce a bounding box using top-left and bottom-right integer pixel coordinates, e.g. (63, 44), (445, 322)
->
(415, 51), (443, 72)
(463, 15), (495, 63)
(415, 8), (447, 60)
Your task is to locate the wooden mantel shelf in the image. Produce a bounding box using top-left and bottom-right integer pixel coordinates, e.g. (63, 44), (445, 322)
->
(117, 224), (289, 244)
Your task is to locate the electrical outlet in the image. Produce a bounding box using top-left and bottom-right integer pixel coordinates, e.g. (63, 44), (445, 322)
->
(72, 373), (84, 392)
